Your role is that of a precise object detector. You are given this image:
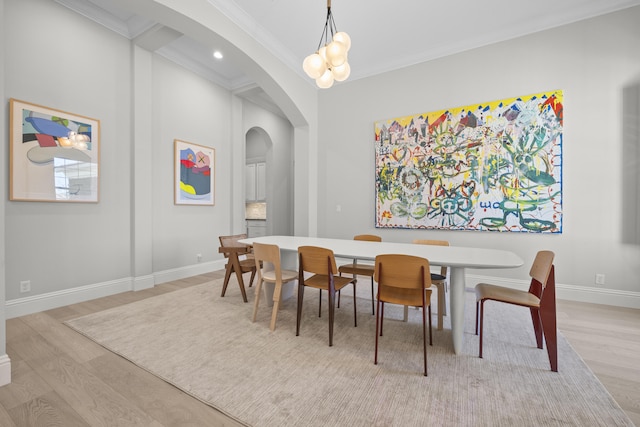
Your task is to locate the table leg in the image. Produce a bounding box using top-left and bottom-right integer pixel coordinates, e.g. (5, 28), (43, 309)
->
(449, 267), (466, 355)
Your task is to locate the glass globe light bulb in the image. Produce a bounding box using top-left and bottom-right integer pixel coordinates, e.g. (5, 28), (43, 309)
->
(318, 45), (328, 63)
(316, 69), (334, 89)
(303, 53), (326, 79)
(333, 32), (351, 51)
(325, 40), (347, 67)
(331, 61), (351, 82)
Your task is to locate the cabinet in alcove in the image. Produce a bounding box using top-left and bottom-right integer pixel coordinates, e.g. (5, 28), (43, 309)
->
(245, 161), (266, 201)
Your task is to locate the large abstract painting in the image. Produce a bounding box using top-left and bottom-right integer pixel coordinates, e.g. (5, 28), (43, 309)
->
(10, 98), (100, 202)
(375, 90), (563, 232)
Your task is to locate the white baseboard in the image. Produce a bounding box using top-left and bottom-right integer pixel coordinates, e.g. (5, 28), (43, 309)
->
(6, 266), (637, 321)
(5, 278), (133, 319)
(0, 354), (11, 387)
(154, 260), (226, 284)
(133, 275), (155, 291)
(4, 260), (227, 319)
(466, 274), (640, 309)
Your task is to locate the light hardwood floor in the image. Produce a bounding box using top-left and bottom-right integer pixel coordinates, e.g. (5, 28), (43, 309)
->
(0, 271), (638, 426)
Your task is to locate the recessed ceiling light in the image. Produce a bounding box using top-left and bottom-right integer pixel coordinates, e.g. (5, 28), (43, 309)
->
(213, 51), (223, 60)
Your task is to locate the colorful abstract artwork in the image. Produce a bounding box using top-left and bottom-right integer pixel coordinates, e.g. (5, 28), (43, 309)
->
(174, 139), (215, 206)
(374, 90), (563, 232)
(9, 99), (100, 202)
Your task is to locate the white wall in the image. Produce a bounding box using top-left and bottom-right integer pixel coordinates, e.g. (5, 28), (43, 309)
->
(317, 7), (640, 304)
(4, 0), (133, 301)
(150, 55), (233, 271)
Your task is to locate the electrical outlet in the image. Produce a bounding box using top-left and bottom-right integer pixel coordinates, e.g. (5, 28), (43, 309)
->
(20, 280), (31, 293)
(197, 253), (202, 262)
(595, 273), (605, 285)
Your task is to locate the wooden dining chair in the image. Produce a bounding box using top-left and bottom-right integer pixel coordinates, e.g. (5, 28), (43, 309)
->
(412, 239), (449, 330)
(475, 250), (558, 372)
(338, 234), (382, 315)
(297, 246), (358, 346)
(374, 254), (433, 376)
(251, 242), (298, 331)
(218, 233), (258, 302)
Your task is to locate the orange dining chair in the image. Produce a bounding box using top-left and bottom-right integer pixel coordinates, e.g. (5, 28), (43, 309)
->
(374, 254), (433, 376)
(412, 239), (449, 330)
(297, 246), (358, 346)
(218, 234), (258, 302)
(475, 250), (558, 372)
(252, 242), (298, 331)
(338, 234), (382, 315)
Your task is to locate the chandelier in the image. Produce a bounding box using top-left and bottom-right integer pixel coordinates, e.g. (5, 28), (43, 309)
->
(302, 0), (351, 89)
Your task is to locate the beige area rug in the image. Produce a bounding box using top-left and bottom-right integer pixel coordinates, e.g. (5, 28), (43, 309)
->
(65, 278), (632, 427)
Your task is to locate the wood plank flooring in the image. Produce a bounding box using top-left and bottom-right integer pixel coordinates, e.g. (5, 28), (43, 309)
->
(0, 271), (638, 426)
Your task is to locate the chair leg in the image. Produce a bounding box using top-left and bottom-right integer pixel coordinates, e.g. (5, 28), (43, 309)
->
(475, 301), (479, 335)
(403, 305), (409, 322)
(296, 283), (305, 337)
(530, 308), (544, 349)
(374, 298), (381, 365)
(478, 300), (485, 358)
(380, 302), (385, 336)
(337, 272), (343, 309)
(540, 266), (558, 372)
(370, 277), (375, 315)
(436, 283), (445, 330)
(428, 305), (433, 346)
(328, 288), (336, 346)
(422, 299), (428, 376)
(251, 278), (264, 322)
(269, 281), (283, 331)
(442, 282), (447, 316)
(221, 264), (233, 297)
(352, 283), (358, 327)
(248, 269), (256, 287)
(318, 289), (322, 317)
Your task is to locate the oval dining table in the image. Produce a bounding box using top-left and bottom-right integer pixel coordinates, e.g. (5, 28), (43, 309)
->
(239, 235), (524, 355)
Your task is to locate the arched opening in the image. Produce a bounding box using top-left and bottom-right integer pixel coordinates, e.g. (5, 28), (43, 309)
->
(245, 126), (294, 237)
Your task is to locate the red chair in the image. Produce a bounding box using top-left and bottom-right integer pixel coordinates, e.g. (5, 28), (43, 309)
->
(475, 250), (558, 371)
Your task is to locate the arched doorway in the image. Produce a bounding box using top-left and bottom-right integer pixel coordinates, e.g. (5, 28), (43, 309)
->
(245, 126), (294, 237)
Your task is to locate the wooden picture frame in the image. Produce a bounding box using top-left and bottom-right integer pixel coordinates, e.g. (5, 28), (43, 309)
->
(9, 98), (100, 203)
(174, 139), (215, 206)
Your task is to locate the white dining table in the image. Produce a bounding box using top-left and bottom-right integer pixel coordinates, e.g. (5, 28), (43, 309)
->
(239, 235), (523, 354)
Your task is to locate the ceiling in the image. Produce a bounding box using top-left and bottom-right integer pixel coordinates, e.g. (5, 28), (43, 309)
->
(55, 0), (640, 115)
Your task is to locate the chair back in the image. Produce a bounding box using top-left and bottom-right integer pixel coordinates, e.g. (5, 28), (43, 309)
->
(298, 246), (338, 275)
(252, 242), (282, 278)
(374, 254), (432, 306)
(354, 234), (382, 242)
(412, 239), (449, 277)
(412, 239), (448, 246)
(529, 250), (555, 288)
(219, 234), (250, 258)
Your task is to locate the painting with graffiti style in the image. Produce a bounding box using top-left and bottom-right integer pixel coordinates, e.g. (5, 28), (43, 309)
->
(374, 90), (563, 232)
